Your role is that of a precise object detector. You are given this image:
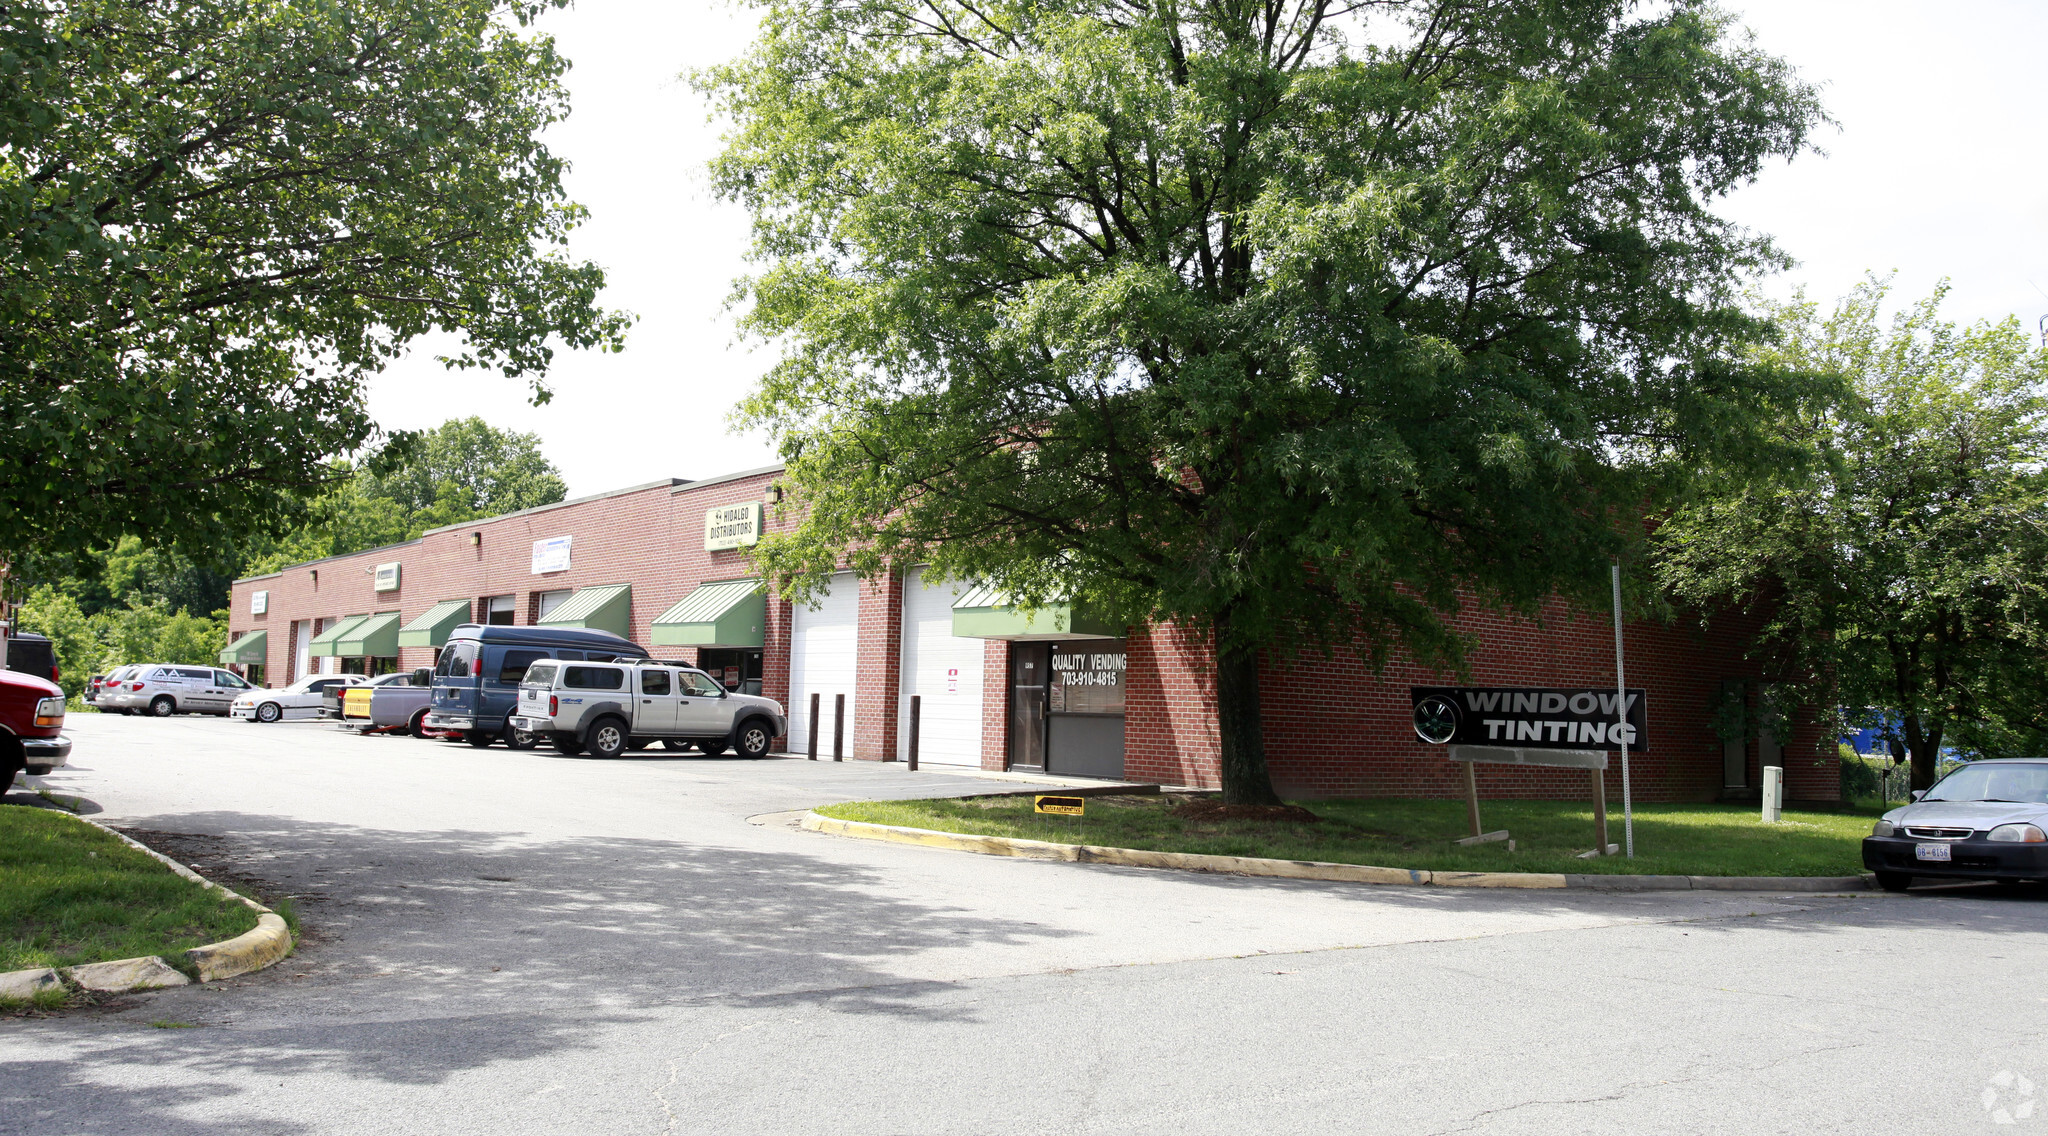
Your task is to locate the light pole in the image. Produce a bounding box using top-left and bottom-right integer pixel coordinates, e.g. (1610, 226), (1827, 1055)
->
(1612, 562), (1634, 858)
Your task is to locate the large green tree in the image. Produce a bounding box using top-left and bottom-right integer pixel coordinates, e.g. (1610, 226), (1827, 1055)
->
(1657, 281), (2048, 790)
(362, 416), (568, 520)
(0, 0), (626, 569)
(705, 0), (1827, 802)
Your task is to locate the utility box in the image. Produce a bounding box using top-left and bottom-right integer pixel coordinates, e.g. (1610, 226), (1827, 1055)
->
(1761, 765), (1784, 823)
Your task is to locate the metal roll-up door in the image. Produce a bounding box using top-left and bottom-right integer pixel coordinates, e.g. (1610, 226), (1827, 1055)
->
(898, 567), (985, 766)
(787, 571), (858, 752)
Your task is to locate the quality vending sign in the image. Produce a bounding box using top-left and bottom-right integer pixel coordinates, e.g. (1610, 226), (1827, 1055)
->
(1410, 686), (1647, 751)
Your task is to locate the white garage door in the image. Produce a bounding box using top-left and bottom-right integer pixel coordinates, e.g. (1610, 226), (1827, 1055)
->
(898, 567), (986, 767)
(787, 571), (858, 754)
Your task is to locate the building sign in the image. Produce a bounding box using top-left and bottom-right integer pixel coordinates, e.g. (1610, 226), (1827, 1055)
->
(1410, 686), (1647, 751)
(251, 590), (268, 615)
(372, 562), (401, 592)
(1050, 645), (1126, 714)
(704, 502), (762, 552)
(531, 535), (573, 574)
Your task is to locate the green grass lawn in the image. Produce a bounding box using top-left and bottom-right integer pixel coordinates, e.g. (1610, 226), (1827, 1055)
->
(0, 804), (261, 977)
(816, 795), (1879, 877)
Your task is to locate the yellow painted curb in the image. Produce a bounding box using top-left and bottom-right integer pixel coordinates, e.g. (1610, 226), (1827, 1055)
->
(802, 812), (1443, 887)
(186, 914), (294, 982)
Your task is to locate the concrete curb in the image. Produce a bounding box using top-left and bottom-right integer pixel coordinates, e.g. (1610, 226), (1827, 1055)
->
(0, 808), (295, 1003)
(800, 812), (1874, 893)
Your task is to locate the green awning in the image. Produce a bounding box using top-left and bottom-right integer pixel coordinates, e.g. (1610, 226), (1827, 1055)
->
(219, 630), (267, 665)
(951, 584), (1122, 641)
(398, 599), (473, 648)
(651, 579), (766, 648)
(536, 583), (633, 637)
(334, 611), (402, 657)
(308, 615), (369, 657)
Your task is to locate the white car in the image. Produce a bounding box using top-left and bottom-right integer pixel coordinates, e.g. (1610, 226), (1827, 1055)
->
(230, 674), (370, 723)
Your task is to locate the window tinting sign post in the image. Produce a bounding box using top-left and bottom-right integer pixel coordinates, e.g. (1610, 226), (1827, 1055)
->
(1034, 795), (1085, 816)
(1411, 686), (1644, 854)
(1409, 687), (1646, 750)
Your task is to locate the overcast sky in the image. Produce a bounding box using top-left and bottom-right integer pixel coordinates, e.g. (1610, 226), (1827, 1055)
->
(362, 1), (2048, 499)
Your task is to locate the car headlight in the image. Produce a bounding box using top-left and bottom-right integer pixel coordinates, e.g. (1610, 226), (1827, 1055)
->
(1872, 819), (1897, 837)
(33, 697), (64, 727)
(1987, 824), (2047, 843)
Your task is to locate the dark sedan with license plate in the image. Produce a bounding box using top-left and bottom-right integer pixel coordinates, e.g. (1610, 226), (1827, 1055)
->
(1863, 759), (2048, 892)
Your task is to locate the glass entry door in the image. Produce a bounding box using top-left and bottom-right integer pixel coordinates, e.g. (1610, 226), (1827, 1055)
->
(1006, 644), (1049, 770)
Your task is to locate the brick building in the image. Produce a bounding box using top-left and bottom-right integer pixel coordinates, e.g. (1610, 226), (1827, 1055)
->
(223, 462), (1837, 802)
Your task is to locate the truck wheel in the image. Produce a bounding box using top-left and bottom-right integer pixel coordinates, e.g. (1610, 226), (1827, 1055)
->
(1875, 871), (1912, 893)
(409, 709), (431, 738)
(256, 702), (283, 723)
(586, 718), (628, 759)
(697, 740), (728, 757)
(504, 725), (539, 751)
(551, 733), (583, 756)
(465, 730), (495, 748)
(0, 743), (22, 796)
(735, 719), (774, 760)
(150, 695), (177, 717)
(627, 738), (651, 751)
(663, 739), (693, 753)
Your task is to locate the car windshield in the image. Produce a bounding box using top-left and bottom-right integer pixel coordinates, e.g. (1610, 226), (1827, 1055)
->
(1922, 763), (2048, 804)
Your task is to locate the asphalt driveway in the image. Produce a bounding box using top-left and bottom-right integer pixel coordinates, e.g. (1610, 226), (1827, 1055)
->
(1, 712), (2042, 1135)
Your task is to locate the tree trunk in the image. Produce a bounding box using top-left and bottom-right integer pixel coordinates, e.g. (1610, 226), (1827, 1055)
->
(1215, 634), (1281, 806)
(1903, 714), (1944, 791)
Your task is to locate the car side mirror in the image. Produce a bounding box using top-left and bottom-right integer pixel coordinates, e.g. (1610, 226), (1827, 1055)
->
(1910, 790), (1926, 802)
(413, 667), (432, 686)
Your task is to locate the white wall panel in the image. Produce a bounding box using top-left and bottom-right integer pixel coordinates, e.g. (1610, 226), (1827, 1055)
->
(787, 571), (858, 752)
(898, 567), (986, 766)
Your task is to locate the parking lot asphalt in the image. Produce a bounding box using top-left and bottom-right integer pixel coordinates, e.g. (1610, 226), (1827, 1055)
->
(2, 712), (2044, 1135)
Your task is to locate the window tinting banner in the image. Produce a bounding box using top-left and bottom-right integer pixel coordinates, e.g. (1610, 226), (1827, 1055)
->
(1410, 686), (1646, 752)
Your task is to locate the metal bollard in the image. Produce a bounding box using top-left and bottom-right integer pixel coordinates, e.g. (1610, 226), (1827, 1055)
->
(908, 695), (921, 772)
(832, 693), (845, 762)
(807, 693), (819, 761)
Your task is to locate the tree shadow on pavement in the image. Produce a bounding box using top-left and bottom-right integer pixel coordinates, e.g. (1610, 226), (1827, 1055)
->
(0, 811), (1079, 1133)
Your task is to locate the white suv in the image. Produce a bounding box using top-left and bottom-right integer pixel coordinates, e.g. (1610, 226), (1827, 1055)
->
(100, 664), (257, 717)
(510, 660), (785, 759)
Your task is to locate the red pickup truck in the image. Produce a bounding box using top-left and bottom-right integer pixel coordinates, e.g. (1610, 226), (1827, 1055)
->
(0, 667), (71, 793)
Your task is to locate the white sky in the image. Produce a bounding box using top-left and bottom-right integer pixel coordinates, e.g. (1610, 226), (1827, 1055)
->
(362, 0), (2048, 498)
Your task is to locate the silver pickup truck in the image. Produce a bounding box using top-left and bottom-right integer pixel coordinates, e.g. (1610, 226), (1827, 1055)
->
(508, 659), (785, 759)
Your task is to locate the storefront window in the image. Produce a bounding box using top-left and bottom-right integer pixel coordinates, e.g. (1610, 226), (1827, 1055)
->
(483, 595), (516, 625)
(1049, 644), (1126, 715)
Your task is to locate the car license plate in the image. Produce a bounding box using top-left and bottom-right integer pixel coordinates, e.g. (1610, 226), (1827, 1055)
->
(1915, 843), (1952, 862)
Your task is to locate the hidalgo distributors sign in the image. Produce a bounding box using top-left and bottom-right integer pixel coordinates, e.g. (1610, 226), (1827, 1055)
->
(704, 502), (762, 552)
(1410, 686), (1647, 751)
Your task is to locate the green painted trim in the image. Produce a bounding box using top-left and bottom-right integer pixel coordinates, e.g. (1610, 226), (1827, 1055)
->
(536, 583), (633, 638)
(951, 602), (1121, 641)
(308, 615), (368, 657)
(651, 579), (766, 647)
(397, 599), (472, 648)
(218, 630), (267, 665)
(333, 611), (402, 658)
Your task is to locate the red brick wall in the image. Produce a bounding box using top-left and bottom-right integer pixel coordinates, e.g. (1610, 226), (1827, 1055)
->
(980, 639), (1008, 770)
(230, 466), (1835, 800)
(853, 570), (903, 761)
(229, 471), (789, 686)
